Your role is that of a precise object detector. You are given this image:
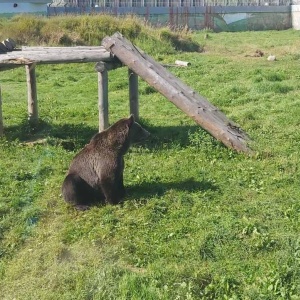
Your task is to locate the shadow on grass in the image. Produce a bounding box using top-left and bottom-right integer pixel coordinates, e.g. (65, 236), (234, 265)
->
(126, 178), (219, 201)
(64, 178), (218, 211)
(3, 118), (97, 150)
(3, 117), (212, 150)
(142, 124), (199, 149)
(68, 178), (218, 210)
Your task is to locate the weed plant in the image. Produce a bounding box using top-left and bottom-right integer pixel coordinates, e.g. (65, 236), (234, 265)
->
(0, 14), (200, 53)
(0, 23), (300, 299)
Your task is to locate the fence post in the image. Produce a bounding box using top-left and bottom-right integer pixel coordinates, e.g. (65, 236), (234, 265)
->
(0, 86), (3, 136)
(95, 62), (109, 131)
(25, 63), (39, 126)
(128, 69), (139, 121)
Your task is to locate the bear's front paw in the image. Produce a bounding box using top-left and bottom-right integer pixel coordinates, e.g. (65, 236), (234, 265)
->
(75, 204), (91, 211)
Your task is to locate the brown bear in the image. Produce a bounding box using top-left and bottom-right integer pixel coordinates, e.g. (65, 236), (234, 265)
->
(62, 115), (150, 210)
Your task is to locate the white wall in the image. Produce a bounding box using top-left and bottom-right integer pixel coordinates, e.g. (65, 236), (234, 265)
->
(0, 2), (47, 13)
(292, 5), (300, 29)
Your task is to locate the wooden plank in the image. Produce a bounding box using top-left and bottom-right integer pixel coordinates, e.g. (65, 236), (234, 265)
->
(25, 64), (38, 125)
(0, 48), (114, 71)
(128, 69), (139, 121)
(0, 86), (3, 136)
(22, 46), (107, 51)
(16, 50), (111, 55)
(102, 32), (251, 153)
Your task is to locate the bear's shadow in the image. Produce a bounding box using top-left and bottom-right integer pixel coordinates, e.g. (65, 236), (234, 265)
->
(71, 178), (218, 209)
(126, 178), (218, 202)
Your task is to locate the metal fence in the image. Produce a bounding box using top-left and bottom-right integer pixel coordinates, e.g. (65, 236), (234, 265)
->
(50, 0), (295, 7)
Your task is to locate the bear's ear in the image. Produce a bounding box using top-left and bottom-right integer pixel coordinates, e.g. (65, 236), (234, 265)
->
(127, 114), (135, 127)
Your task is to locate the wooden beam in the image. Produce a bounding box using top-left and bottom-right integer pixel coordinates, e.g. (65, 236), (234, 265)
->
(21, 46), (107, 51)
(25, 64), (38, 126)
(95, 62), (109, 131)
(128, 69), (139, 121)
(0, 86), (3, 136)
(102, 32), (252, 153)
(0, 47), (115, 71)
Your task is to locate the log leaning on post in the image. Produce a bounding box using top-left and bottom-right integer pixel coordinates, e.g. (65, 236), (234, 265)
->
(102, 32), (252, 154)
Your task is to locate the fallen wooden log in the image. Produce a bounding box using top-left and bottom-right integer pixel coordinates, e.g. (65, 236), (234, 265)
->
(102, 32), (252, 154)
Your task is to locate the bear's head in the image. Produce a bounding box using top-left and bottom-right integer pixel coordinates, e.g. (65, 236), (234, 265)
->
(103, 115), (149, 153)
(127, 115), (150, 145)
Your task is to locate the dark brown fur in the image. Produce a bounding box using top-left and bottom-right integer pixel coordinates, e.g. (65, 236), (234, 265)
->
(62, 115), (149, 210)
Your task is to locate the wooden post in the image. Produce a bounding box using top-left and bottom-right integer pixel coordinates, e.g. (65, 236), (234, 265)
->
(0, 86), (3, 136)
(95, 62), (109, 131)
(128, 69), (139, 121)
(25, 63), (38, 126)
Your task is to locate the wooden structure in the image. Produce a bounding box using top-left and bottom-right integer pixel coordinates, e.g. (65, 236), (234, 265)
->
(0, 45), (124, 131)
(0, 34), (251, 153)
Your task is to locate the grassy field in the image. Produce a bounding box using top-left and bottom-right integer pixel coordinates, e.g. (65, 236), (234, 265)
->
(0, 21), (300, 299)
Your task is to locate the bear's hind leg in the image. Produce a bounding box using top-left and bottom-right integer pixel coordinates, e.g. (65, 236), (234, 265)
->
(62, 173), (100, 209)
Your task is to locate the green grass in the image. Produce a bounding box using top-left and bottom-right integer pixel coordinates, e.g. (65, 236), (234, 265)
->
(1, 27), (300, 299)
